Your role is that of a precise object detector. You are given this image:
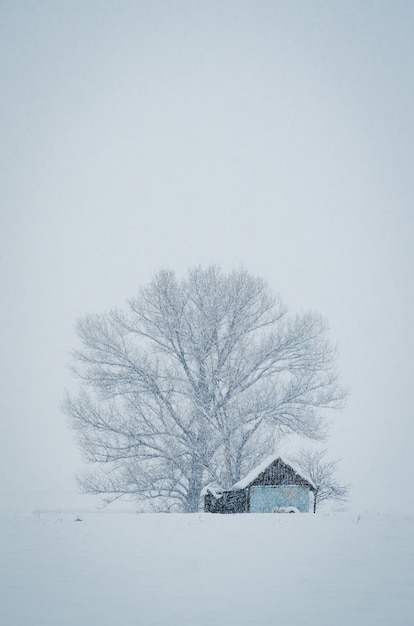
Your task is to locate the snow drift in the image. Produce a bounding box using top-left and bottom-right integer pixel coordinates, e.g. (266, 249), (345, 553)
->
(0, 511), (412, 625)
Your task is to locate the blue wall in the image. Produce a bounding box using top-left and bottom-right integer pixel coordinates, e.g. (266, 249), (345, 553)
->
(250, 485), (310, 512)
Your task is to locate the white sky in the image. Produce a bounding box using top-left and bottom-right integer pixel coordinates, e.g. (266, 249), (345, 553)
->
(1, 1), (413, 513)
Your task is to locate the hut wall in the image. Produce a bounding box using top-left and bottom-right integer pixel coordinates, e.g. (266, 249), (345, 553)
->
(204, 489), (247, 513)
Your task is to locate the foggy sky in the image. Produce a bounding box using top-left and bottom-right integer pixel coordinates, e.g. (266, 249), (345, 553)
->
(1, 1), (413, 513)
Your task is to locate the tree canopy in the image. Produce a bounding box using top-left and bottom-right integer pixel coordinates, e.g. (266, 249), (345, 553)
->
(64, 266), (346, 512)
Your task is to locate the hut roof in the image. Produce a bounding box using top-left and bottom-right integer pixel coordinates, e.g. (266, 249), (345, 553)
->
(200, 484), (225, 498)
(232, 455), (315, 490)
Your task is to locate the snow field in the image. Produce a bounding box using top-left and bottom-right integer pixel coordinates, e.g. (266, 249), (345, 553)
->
(0, 511), (413, 626)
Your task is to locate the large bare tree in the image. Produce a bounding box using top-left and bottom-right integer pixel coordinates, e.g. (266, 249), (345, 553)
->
(64, 266), (346, 512)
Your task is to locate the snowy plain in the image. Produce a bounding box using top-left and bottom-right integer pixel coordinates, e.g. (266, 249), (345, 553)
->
(1, 509), (413, 626)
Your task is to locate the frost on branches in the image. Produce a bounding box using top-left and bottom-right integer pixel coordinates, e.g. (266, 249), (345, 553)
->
(63, 266), (346, 512)
(290, 448), (350, 512)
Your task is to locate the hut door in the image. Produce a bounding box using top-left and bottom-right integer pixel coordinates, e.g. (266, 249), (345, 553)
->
(250, 485), (310, 512)
(250, 486), (279, 512)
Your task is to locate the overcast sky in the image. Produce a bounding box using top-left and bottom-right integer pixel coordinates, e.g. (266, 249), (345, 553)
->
(1, 1), (413, 514)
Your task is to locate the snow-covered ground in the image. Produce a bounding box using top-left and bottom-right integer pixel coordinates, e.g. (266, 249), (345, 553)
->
(1, 510), (413, 626)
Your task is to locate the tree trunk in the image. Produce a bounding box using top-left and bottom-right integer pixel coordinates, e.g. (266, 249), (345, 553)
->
(185, 460), (204, 513)
(223, 444), (234, 489)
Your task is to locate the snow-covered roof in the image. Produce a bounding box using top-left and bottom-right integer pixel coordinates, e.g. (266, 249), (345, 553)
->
(201, 484), (225, 499)
(284, 461), (315, 491)
(232, 454), (281, 489)
(202, 455), (314, 500)
(232, 455), (315, 490)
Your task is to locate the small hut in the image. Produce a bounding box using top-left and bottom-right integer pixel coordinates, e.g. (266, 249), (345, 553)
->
(204, 456), (314, 513)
